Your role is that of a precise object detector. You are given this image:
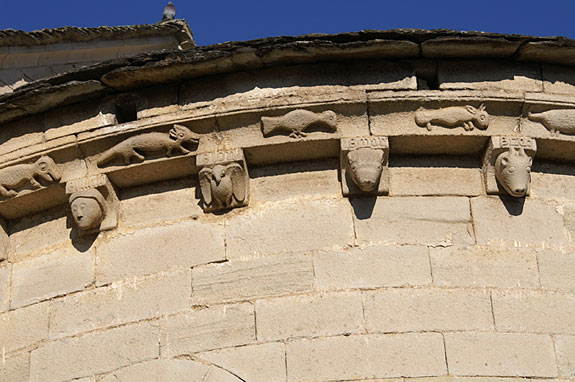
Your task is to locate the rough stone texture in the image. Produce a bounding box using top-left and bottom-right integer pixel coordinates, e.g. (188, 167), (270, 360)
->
(353, 196), (474, 246)
(492, 290), (575, 334)
(11, 247), (94, 308)
(471, 197), (564, 247)
(198, 343), (287, 382)
(0, 263), (10, 312)
(286, 333), (446, 381)
(445, 332), (556, 377)
(96, 219), (224, 284)
(160, 303), (255, 356)
(192, 253), (314, 304)
(50, 270), (191, 339)
(225, 198), (354, 259)
(256, 292), (364, 341)
(0, 302), (48, 353)
(542, 64), (575, 95)
(364, 288), (493, 333)
(430, 246), (539, 288)
(29, 321), (160, 382)
(390, 167), (482, 196)
(555, 335), (575, 377)
(538, 252), (575, 292)
(531, 170), (575, 201)
(0, 352), (29, 382)
(314, 245), (431, 290)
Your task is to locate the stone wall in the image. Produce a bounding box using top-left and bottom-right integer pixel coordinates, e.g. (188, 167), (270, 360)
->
(1, 31), (575, 381)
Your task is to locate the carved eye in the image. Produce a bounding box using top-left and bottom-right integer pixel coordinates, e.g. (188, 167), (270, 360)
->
(480, 115), (486, 121)
(507, 166), (516, 174)
(39, 163), (48, 171)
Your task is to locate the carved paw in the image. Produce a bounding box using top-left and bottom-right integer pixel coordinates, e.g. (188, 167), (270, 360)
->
(426, 123), (433, 131)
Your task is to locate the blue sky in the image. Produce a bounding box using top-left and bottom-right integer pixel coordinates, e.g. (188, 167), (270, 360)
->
(1, 0), (574, 46)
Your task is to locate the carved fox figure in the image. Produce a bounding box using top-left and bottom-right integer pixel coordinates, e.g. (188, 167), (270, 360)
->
(0, 156), (61, 199)
(261, 110), (337, 138)
(415, 104), (489, 131)
(97, 125), (200, 167)
(495, 147), (532, 197)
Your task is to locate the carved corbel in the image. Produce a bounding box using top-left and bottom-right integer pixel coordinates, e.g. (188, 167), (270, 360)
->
(66, 174), (119, 235)
(197, 149), (249, 212)
(340, 136), (389, 197)
(482, 136), (536, 198)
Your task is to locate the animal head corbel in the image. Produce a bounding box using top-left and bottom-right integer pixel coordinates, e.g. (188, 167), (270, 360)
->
(346, 148), (384, 192)
(494, 147), (533, 197)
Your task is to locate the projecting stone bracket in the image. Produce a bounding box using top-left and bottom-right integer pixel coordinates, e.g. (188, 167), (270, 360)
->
(482, 136), (536, 198)
(340, 136), (389, 197)
(197, 149), (249, 213)
(66, 174), (119, 235)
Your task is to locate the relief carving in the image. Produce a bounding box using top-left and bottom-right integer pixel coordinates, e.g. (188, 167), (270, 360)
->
(66, 174), (119, 235)
(261, 110), (337, 138)
(197, 149), (249, 212)
(482, 136), (536, 197)
(0, 156), (61, 199)
(528, 109), (575, 135)
(96, 124), (200, 167)
(340, 136), (389, 196)
(415, 104), (489, 131)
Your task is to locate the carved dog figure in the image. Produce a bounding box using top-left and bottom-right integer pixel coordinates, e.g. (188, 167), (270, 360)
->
(495, 147), (532, 197)
(346, 148), (384, 192)
(0, 156), (61, 199)
(415, 104), (489, 131)
(97, 125), (200, 167)
(528, 109), (575, 135)
(199, 163), (247, 210)
(261, 110), (337, 138)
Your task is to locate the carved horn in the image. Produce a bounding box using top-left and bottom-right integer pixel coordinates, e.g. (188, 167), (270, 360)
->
(479, 103), (486, 111)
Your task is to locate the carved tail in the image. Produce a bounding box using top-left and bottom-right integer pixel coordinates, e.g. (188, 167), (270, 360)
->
(96, 148), (116, 167)
(527, 112), (543, 123)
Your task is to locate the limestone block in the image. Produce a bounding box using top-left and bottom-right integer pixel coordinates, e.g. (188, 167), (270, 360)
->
(43, 100), (116, 141)
(0, 352), (29, 382)
(225, 198), (354, 259)
(390, 167), (483, 196)
(286, 333), (446, 381)
(555, 335), (575, 377)
(29, 321), (159, 382)
(538, 252), (575, 292)
(160, 303), (255, 356)
(256, 292), (363, 341)
(11, 247), (94, 309)
(430, 246), (539, 288)
(314, 245), (431, 290)
(353, 196), (474, 247)
(492, 290), (575, 334)
(50, 270), (191, 339)
(438, 61), (543, 92)
(0, 116), (44, 158)
(543, 64), (575, 95)
(198, 343), (287, 382)
(470, 197), (564, 247)
(0, 302), (48, 353)
(444, 332), (556, 377)
(0, 263), (10, 312)
(531, 168), (575, 201)
(135, 84), (180, 119)
(364, 289), (493, 333)
(96, 219), (225, 284)
(192, 253), (314, 304)
(409, 378), (565, 382)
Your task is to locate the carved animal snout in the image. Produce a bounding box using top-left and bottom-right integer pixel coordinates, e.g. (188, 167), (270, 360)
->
(495, 148), (532, 197)
(347, 148), (384, 193)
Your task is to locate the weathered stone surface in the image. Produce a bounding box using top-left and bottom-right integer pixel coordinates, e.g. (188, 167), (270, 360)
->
(430, 246), (539, 288)
(471, 197), (564, 247)
(0, 302), (48, 353)
(421, 37), (521, 58)
(353, 196), (473, 246)
(29, 321), (159, 382)
(286, 333), (446, 381)
(50, 270), (190, 339)
(192, 253), (314, 304)
(390, 167), (482, 196)
(225, 199), (354, 258)
(0, 352), (29, 382)
(492, 290), (575, 334)
(11, 247), (94, 309)
(445, 332), (556, 377)
(555, 335), (575, 377)
(96, 219), (224, 284)
(364, 288), (493, 332)
(0, 263), (10, 312)
(531, 169), (575, 200)
(43, 100), (116, 141)
(542, 64), (575, 95)
(198, 343), (287, 382)
(256, 292), (363, 341)
(160, 303), (255, 356)
(314, 245), (431, 290)
(538, 252), (575, 292)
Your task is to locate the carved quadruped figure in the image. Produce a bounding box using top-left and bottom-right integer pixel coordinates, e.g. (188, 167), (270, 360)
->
(197, 149), (249, 212)
(0, 156), (61, 199)
(482, 136), (536, 198)
(340, 136), (389, 197)
(415, 104), (489, 131)
(261, 109), (337, 138)
(96, 124), (200, 167)
(528, 109), (575, 135)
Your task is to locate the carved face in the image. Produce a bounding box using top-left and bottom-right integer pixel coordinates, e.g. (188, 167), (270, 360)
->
(347, 148), (384, 192)
(71, 197), (103, 230)
(495, 148), (532, 197)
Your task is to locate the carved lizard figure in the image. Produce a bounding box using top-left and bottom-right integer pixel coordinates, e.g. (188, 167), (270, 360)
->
(415, 104), (489, 131)
(0, 156), (61, 199)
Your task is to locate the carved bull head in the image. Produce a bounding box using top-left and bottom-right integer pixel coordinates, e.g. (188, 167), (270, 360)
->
(346, 148), (384, 192)
(495, 147), (532, 197)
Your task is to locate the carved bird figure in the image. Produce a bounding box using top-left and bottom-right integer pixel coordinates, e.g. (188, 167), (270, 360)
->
(162, 2), (176, 21)
(199, 163), (247, 210)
